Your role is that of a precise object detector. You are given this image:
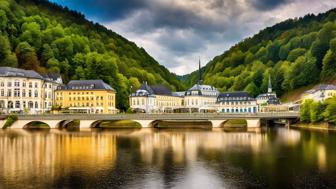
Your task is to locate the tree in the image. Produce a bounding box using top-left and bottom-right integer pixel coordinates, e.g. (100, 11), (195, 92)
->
(0, 10), (7, 31)
(15, 42), (41, 71)
(287, 48), (306, 62)
(300, 100), (313, 123)
(244, 82), (259, 97)
(321, 39), (336, 80)
(310, 101), (324, 123)
(287, 54), (319, 89)
(323, 98), (336, 124)
(129, 77), (141, 92)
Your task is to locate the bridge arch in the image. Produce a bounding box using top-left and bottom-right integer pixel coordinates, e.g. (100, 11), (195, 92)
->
(23, 121), (51, 129)
(132, 120), (157, 128)
(57, 120), (80, 129)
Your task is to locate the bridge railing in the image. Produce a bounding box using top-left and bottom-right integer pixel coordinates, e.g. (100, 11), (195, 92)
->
(15, 112), (300, 120)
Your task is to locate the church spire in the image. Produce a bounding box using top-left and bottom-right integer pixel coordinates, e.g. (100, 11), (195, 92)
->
(198, 58), (203, 85)
(268, 75), (272, 93)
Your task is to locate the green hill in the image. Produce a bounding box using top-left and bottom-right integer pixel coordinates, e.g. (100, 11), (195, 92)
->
(185, 8), (336, 98)
(0, 0), (185, 110)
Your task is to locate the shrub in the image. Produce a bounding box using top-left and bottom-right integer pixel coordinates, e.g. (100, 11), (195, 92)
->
(2, 114), (18, 129)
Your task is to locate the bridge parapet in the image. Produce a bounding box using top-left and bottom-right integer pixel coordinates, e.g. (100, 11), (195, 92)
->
(16, 112), (299, 121)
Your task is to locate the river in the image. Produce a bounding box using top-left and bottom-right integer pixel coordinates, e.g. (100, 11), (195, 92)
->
(0, 127), (336, 189)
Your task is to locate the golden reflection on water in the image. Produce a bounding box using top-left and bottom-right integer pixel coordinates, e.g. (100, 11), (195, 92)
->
(0, 130), (117, 182)
(0, 127), (307, 186)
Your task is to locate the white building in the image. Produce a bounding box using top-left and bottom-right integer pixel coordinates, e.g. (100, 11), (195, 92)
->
(129, 82), (183, 113)
(256, 76), (280, 105)
(183, 59), (219, 112)
(216, 92), (258, 113)
(301, 84), (336, 102)
(0, 67), (62, 114)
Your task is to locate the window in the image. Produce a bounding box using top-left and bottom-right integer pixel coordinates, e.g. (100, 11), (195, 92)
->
(7, 89), (11, 97)
(35, 102), (38, 109)
(15, 101), (20, 108)
(34, 90), (38, 97)
(14, 81), (20, 87)
(7, 82), (11, 87)
(0, 89), (4, 96)
(0, 82), (3, 87)
(22, 82), (26, 87)
(7, 101), (13, 108)
(28, 90), (32, 97)
(35, 82), (38, 88)
(28, 101), (33, 108)
(14, 89), (20, 97)
(22, 89), (26, 97)
(29, 82), (32, 88)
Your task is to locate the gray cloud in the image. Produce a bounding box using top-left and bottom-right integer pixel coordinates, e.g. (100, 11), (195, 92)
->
(51, 0), (336, 75)
(251, 0), (292, 10)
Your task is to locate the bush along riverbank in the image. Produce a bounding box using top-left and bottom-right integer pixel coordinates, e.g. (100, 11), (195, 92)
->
(2, 114), (18, 129)
(299, 97), (336, 128)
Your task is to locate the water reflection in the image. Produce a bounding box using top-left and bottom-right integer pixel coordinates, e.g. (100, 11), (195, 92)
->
(0, 127), (336, 189)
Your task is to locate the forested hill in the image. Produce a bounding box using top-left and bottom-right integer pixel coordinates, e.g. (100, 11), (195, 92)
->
(185, 8), (336, 98)
(0, 0), (185, 110)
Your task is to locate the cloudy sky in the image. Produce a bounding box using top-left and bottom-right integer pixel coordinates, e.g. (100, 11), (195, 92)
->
(49, 0), (336, 75)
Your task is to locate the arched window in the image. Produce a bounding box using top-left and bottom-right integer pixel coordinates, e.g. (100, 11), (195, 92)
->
(15, 101), (20, 108)
(8, 101), (13, 108)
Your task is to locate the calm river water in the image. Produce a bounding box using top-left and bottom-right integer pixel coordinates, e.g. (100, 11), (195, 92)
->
(0, 127), (336, 189)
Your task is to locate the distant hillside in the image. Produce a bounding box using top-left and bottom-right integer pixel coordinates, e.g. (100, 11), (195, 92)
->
(0, 0), (185, 110)
(185, 8), (336, 98)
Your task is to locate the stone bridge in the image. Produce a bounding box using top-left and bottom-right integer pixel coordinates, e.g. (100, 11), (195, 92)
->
(0, 112), (299, 129)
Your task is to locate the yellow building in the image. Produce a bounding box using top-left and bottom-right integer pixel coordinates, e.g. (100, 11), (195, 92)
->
(55, 80), (117, 114)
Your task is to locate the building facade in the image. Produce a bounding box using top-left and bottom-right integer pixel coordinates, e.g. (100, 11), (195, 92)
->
(129, 82), (183, 113)
(0, 67), (62, 114)
(183, 59), (219, 112)
(216, 92), (258, 113)
(301, 84), (336, 102)
(256, 76), (280, 105)
(55, 80), (117, 114)
(184, 84), (219, 112)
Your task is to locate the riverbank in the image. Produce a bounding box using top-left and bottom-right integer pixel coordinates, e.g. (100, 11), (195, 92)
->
(291, 122), (336, 131)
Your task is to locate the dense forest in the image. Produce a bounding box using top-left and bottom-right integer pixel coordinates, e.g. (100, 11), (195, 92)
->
(0, 0), (185, 110)
(185, 8), (336, 98)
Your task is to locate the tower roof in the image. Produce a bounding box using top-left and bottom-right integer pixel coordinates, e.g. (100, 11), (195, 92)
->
(268, 75), (272, 93)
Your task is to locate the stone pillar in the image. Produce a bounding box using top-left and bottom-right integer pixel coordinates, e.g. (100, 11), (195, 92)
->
(80, 120), (97, 129)
(246, 118), (261, 128)
(209, 120), (226, 128)
(133, 120), (154, 128)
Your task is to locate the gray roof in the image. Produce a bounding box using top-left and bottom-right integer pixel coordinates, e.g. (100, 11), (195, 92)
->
(0, 67), (62, 84)
(188, 84), (217, 92)
(217, 92), (254, 102)
(132, 82), (173, 96)
(0, 67), (43, 79)
(59, 80), (115, 91)
(138, 82), (154, 94)
(315, 84), (336, 91)
(151, 85), (172, 95)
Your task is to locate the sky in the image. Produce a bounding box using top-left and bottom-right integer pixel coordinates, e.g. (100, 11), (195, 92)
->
(49, 0), (336, 75)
